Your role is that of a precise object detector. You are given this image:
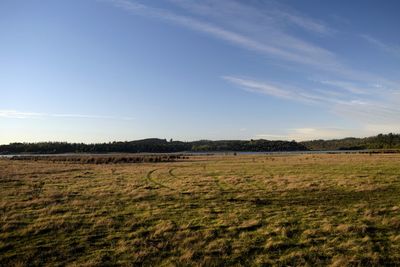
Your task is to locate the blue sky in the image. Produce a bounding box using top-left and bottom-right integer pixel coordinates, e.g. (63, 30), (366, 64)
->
(1, 0), (400, 144)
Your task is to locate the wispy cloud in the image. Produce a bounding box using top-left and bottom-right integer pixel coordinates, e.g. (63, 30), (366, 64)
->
(169, 0), (334, 35)
(256, 124), (400, 141)
(223, 76), (294, 100)
(0, 110), (134, 120)
(361, 34), (400, 58)
(107, 0), (340, 69)
(273, 9), (333, 35)
(287, 127), (357, 141)
(256, 127), (363, 141)
(107, 0), (398, 89)
(333, 101), (400, 125)
(223, 76), (341, 105)
(106, 0), (400, 133)
(255, 134), (290, 140)
(224, 76), (400, 127)
(316, 80), (370, 95)
(0, 110), (45, 119)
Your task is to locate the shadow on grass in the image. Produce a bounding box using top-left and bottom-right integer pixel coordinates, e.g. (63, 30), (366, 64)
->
(224, 185), (399, 208)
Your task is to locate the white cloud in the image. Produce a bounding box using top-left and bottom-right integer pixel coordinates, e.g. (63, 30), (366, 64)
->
(169, 0), (334, 35)
(317, 80), (370, 95)
(106, 0), (400, 134)
(256, 127), (362, 141)
(223, 76), (294, 100)
(0, 110), (45, 119)
(273, 9), (333, 35)
(285, 125), (400, 141)
(364, 124), (400, 135)
(287, 127), (356, 141)
(333, 101), (400, 125)
(224, 76), (400, 128)
(107, 0), (399, 89)
(107, 1), (348, 69)
(255, 134), (289, 140)
(222, 76), (342, 105)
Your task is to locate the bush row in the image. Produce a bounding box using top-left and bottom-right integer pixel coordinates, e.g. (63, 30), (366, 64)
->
(10, 155), (188, 164)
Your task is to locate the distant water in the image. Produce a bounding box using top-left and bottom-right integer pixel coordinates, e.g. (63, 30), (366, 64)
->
(198, 150), (370, 155)
(0, 150), (373, 158)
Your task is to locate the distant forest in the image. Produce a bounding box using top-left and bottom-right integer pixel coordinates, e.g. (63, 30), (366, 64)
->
(0, 133), (399, 154)
(301, 133), (400, 151)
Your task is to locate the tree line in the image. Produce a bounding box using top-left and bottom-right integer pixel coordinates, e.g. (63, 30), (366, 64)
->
(0, 138), (307, 154)
(1, 133), (399, 154)
(300, 133), (400, 150)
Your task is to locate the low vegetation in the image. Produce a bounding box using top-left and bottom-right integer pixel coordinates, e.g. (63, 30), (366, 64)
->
(9, 154), (187, 164)
(1, 154), (400, 265)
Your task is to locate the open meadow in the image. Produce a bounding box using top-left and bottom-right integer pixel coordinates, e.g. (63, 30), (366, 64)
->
(1, 154), (400, 266)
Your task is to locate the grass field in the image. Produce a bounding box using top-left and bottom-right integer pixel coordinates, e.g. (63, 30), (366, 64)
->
(1, 154), (400, 266)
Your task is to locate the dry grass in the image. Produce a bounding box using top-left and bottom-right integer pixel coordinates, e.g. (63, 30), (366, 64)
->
(1, 154), (400, 266)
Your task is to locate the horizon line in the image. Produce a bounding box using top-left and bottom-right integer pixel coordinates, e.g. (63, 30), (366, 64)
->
(1, 132), (398, 146)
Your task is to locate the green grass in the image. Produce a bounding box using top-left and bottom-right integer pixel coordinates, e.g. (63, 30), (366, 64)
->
(1, 154), (400, 266)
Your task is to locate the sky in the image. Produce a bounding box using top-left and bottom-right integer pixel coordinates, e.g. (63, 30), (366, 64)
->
(1, 0), (400, 144)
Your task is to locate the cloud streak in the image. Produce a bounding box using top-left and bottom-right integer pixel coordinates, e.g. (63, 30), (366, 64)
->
(222, 76), (342, 105)
(256, 125), (400, 141)
(317, 80), (371, 95)
(168, 0), (334, 35)
(107, 0), (341, 69)
(361, 34), (400, 58)
(256, 127), (361, 141)
(108, 0), (399, 90)
(272, 8), (333, 35)
(224, 76), (400, 127)
(106, 0), (400, 137)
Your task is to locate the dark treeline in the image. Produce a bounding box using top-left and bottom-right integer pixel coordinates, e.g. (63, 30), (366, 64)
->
(0, 138), (307, 154)
(301, 133), (400, 150)
(1, 133), (399, 154)
(190, 140), (306, 152)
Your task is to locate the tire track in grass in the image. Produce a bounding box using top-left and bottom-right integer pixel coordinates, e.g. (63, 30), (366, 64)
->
(168, 168), (176, 178)
(167, 166), (198, 195)
(205, 170), (225, 193)
(210, 173), (236, 195)
(168, 167), (190, 193)
(164, 165), (221, 196)
(212, 168), (254, 193)
(171, 166), (214, 196)
(145, 168), (174, 190)
(168, 165), (192, 178)
(168, 165), (212, 195)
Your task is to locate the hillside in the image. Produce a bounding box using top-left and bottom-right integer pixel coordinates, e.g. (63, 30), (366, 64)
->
(301, 133), (400, 150)
(0, 139), (307, 154)
(1, 133), (399, 154)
